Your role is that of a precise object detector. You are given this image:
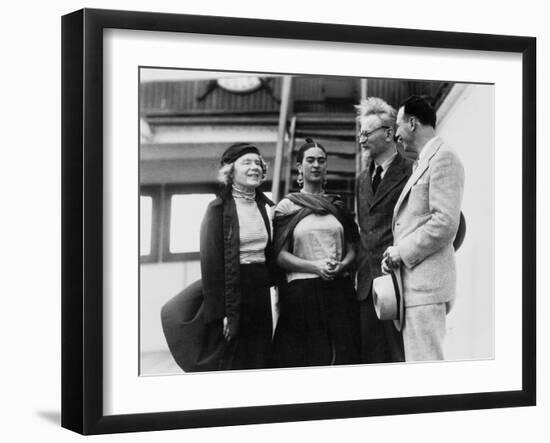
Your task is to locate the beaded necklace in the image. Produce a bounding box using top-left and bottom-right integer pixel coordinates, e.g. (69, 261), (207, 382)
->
(232, 184), (256, 201)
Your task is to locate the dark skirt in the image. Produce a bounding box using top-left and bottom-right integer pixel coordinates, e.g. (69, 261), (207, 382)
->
(219, 263), (273, 370)
(271, 276), (360, 368)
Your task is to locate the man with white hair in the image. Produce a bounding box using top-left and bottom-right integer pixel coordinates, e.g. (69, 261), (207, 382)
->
(356, 97), (413, 363)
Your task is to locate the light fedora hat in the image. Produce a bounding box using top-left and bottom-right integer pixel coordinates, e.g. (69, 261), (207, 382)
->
(372, 267), (404, 331)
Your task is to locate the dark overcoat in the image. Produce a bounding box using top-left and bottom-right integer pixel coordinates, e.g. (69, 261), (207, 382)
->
(161, 186), (274, 372)
(356, 153), (413, 299)
(356, 152), (412, 363)
(200, 186), (274, 330)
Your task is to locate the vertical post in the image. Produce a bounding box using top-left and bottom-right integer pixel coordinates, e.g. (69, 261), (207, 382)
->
(360, 78), (368, 101)
(271, 76), (293, 203)
(283, 116), (297, 196)
(355, 78), (369, 217)
(357, 78), (368, 177)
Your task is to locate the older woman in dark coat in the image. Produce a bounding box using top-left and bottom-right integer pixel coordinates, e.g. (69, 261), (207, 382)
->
(199, 142), (275, 370)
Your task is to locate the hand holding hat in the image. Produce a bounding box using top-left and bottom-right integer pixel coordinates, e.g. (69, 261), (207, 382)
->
(382, 246), (402, 274)
(372, 267), (404, 331)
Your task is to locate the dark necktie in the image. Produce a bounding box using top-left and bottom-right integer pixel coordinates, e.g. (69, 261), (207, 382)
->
(372, 165), (383, 194)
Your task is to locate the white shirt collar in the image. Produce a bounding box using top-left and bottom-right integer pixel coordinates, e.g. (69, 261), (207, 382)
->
(374, 151), (397, 173)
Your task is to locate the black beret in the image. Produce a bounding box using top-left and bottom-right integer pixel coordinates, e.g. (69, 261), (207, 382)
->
(220, 142), (260, 165)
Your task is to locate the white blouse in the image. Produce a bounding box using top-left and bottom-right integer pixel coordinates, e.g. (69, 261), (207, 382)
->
(274, 198), (344, 282)
(234, 196), (268, 264)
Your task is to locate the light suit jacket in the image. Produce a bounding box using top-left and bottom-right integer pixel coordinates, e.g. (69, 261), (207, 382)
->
(393, 137), (465, 308)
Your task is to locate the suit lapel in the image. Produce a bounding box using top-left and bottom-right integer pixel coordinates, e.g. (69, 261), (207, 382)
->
(371, 154), (408, 207)
(360, 161), (375, 207)
(393, 138), (444, 219)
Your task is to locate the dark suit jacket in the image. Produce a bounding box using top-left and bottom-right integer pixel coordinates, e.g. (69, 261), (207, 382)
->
(356, 152), (413, 301)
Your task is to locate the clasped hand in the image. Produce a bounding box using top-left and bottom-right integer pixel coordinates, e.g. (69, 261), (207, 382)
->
(223, 316), (237, 342)
(313, 258), (343, 280)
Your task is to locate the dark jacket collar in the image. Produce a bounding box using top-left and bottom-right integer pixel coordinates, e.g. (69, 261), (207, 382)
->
(362, 152), (411, 207)
(211, 185), (274, 207)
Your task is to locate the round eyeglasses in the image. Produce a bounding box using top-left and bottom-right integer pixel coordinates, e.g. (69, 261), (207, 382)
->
(358, 126), (390, 141)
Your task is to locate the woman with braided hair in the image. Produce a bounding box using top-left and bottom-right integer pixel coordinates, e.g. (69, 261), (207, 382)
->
(271, 138), (360, 367)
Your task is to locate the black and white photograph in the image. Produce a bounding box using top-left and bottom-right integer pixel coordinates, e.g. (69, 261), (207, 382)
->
(4, 0), (548, 441)
(139, 69), (494, 375)
(57, 4), (538, 436)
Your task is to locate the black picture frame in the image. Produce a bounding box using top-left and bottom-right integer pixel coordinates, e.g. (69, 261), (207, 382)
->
(61, 8), (536, 435)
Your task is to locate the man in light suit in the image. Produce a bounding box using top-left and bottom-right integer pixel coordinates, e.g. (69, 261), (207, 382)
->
(356, 97), (413, 363)
(383, 95), (464, 361)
